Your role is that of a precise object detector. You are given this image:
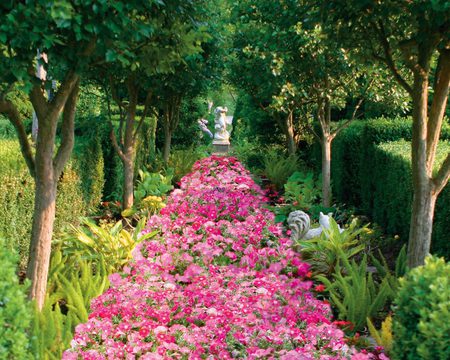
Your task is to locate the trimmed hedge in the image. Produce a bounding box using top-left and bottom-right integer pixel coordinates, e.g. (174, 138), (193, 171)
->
(311, 117), (450, 257)
(0, 140), (89, 269)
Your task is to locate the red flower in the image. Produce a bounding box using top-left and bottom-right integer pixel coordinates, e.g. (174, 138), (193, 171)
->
(315, 284), (326, 292)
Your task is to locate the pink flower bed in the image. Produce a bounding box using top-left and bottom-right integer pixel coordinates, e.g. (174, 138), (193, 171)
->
(64, 156), (387, 360)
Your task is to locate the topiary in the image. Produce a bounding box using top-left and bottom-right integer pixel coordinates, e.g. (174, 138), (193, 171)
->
(392, 256), (450, 360)
(0, 237), (33, 359)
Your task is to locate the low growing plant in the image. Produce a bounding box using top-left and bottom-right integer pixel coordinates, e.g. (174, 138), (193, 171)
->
(56, 217), (158, 274)
(271, 171), (323, 223)
(317, 253), (395, 333)
(297, 218), (367, 277)
(391, 256), (449, 360)
(31, 250), (111, 359)
(262, 149), (300, 190)
(368, 315), (393, 354)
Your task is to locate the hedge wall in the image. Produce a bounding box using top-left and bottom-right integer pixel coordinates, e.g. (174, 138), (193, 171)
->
(0, 138), (95, 269)
(326, 117), (450, 258)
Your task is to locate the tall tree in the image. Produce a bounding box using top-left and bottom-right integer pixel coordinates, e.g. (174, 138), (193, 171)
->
(0, 0), (149, 309)
(97, 2), (209, 209)
(323, 0), (450, 267)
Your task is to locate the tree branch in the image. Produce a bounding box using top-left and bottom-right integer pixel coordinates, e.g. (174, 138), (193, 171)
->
(105, 86), (125, 161)
(427, 49), (450, 171)
(371, 20), (414, 95)
(46, 70), (79, 120)
(133, 90), (153, 141)
(29, 80), (48, 121)
(433, 152), (450, 196)
(0, 98), (36, 177)
(331, 75), (375, 140)
(53, 80), (80, 177)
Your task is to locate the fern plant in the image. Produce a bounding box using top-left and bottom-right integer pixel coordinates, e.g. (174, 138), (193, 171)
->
(262, 149), (299, 190)
(317, 253), (395, 332)
(297, 218), (366, 277)
(32, 252), (110, 359)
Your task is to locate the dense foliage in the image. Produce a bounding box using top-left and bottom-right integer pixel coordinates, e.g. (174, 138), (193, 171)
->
(320, 119), (450, 258)
(0, 238), (33, 359)
(392, 256), (450, 360)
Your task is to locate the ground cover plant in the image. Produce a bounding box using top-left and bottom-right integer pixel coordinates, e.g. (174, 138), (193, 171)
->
(64, 156), (387, 359)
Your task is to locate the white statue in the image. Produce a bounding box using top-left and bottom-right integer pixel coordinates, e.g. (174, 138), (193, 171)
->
(213, 106), (233, 143)
(287, 211), (344, 241)
(287, 211), (310, 240)
(198, 118), (213, 139)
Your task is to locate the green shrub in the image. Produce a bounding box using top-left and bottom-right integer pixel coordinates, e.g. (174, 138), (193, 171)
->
(0, 118), (16, 138)
(297, 218), (367, 277)
(262, 149), (300, 190)
(0, 238), (33, 359)
(392, 256), (450, 360)
(0, 139), (89, 269)
(270, 171), (323, 223)
(317, 253), (395, 333)
(73, 133), (105, 212)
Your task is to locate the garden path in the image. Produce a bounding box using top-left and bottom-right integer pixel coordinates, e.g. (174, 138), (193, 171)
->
(64, 156), (379, 359)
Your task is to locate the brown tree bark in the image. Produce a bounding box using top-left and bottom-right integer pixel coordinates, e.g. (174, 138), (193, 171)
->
(26, 76), (80, 309)
(275, 111), (297, 155)
(406, 49), (450, 268)
(161, 95), (181, 164)
(109, 79), (154, 210)
(321, 136), (332, 207)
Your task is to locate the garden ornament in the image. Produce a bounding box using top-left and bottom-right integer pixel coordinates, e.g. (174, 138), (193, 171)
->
(287, 211), (344, 241)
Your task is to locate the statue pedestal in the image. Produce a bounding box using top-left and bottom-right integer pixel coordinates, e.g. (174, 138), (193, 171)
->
(213, 139), (230, 154)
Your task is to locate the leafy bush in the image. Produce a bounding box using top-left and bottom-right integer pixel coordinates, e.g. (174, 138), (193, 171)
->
(0, 118), (16, 138)
(56, 218), (157, 274)
(262, 149), (300, 190)
(271, 171), (323, 223)
(230, 139), (266, 173)
(73, 133), (105, 213)
(0, 237), (33, 359)
(0, 140), (88, 269)
(317, 254), (395, 333)
(392, 256), (450, 360)
(297, 218), (366, 277)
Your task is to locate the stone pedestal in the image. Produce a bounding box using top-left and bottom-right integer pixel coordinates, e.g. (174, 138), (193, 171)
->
(213, 140), (230, 154)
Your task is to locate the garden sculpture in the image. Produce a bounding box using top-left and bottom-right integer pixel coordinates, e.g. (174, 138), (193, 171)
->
(213, 106), (232, 142)
(287, 211), (344, 241)
(198, 118), (213, 139)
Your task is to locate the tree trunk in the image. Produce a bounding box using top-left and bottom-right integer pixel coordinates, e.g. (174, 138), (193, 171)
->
(27, 177), (57, 310)
(26, 105), (59, 310)
(122, 154), (134, 210)
(281, 111), (296, 155)
(408, 72), (433, 267)
(163, 125), (172, 164)
(149, 116), (158, 163)
(408, 184), (437, 268)
(321, 136), (332, 207)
